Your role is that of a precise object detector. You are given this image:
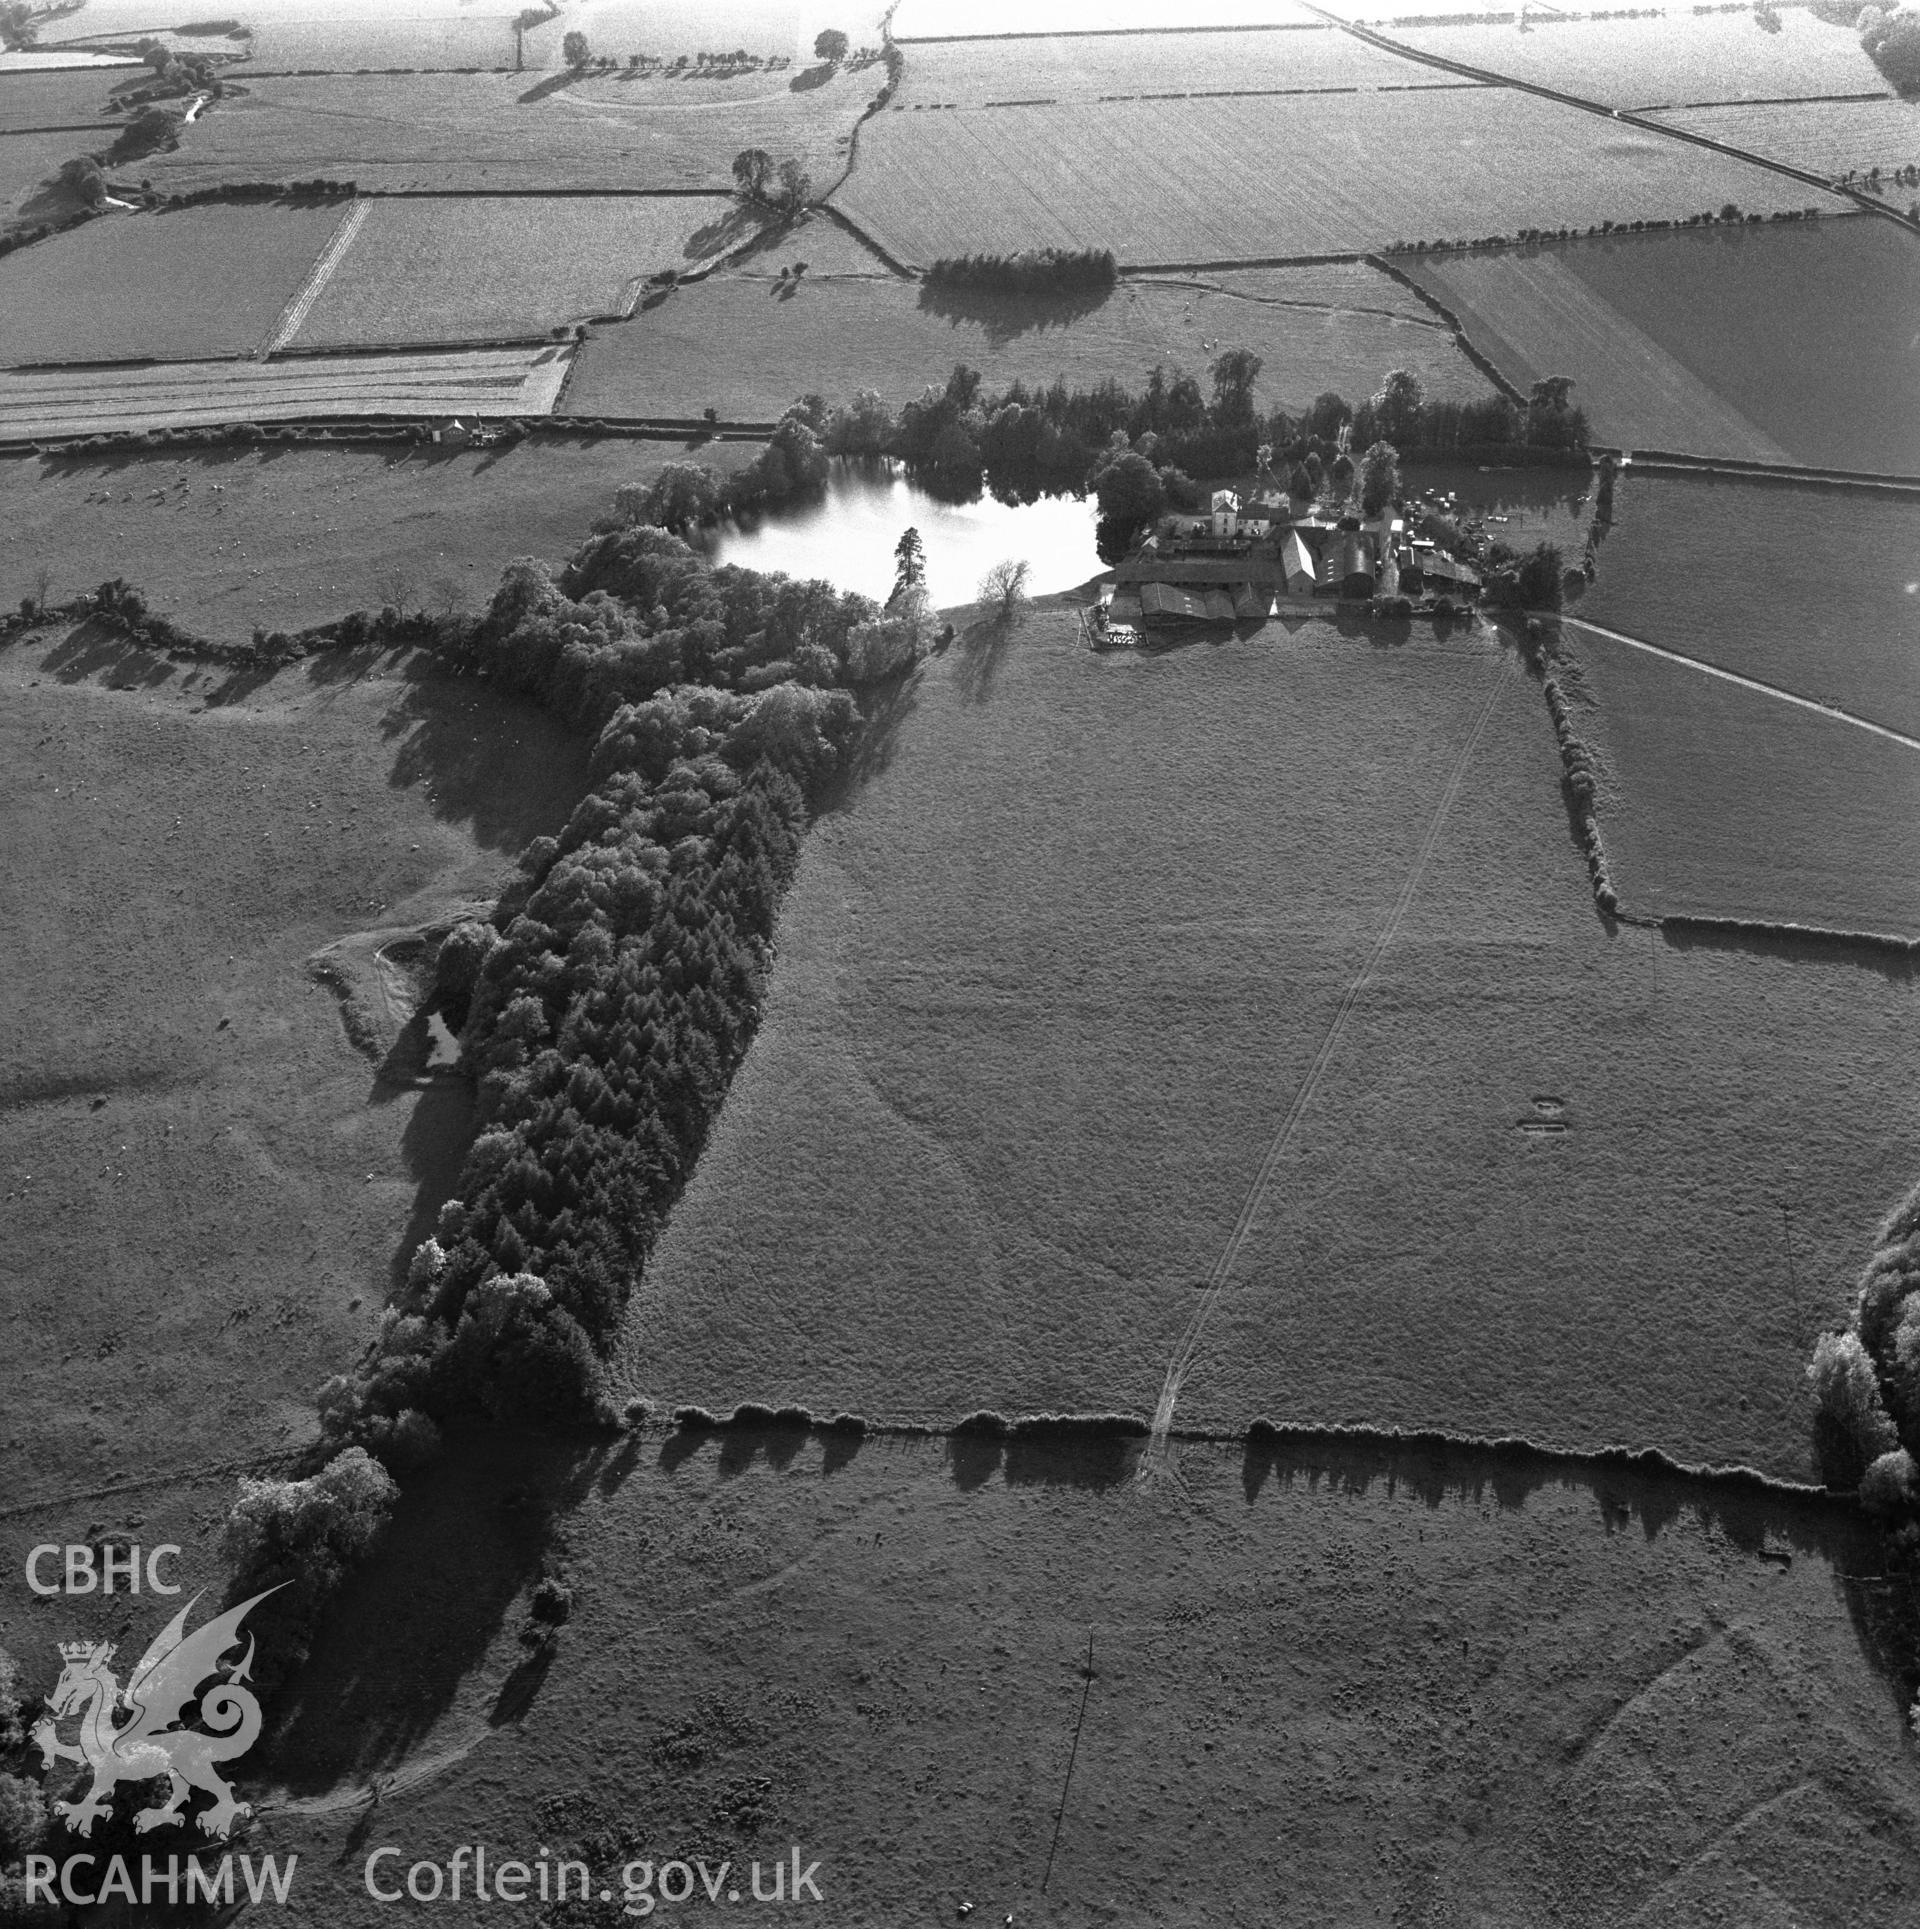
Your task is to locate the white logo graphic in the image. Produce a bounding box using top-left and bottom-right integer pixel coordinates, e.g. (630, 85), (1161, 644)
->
(32, 1588), (279, 1841)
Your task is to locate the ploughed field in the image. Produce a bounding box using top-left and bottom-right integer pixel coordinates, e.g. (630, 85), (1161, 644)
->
(625, 611), (1920, 1478)
(0, 632), (590, 1503)
(287, 195), (756, 350)
(1644, 98), (1920, 182)
(831, 87), (1850, 266)
(0, 202), (352, 366)
(0, 346), (573, 439)
(1380, 8), (1896, 106)
(134, 67), (877, 195)
(564, 256), (1496, 423)
(891, 22), (1466, 103)
(1407, 220), (1920, 475)
(250, 1432), (1920, 1927)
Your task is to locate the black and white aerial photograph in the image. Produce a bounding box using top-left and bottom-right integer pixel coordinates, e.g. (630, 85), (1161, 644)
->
(2, 0), (1919, 1922)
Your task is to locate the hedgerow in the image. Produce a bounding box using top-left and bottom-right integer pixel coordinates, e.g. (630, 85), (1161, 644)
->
(923, 247), (1118, 296)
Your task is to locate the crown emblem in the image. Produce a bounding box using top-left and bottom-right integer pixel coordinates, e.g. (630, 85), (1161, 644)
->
(57, 1640), (109, 1663)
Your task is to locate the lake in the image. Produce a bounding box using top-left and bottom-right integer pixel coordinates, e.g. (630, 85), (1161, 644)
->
(712, 465), (1101, 613)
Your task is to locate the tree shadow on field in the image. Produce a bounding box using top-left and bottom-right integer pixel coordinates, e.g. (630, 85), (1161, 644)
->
(255, 1430), (610, 1792)
(952, 615), (1016, 706)
(1657, 919), (1919, 989)
(684, 201), (765, 261)
(36, 616), (176, 689)
(378, 655), (594, 855)
(942, 1433), (1142, 1492)
(787, 59), (834, 92)
(916, 278), (1117, 349)
(517, 68), (583, 104)
(816, 665), (920, 815)
(373, 1077), (478, 1295)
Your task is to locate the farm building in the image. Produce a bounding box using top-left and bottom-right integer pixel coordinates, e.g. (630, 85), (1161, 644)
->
(1281, 529), (1317, 596)
(1319, 532), (1376, 599)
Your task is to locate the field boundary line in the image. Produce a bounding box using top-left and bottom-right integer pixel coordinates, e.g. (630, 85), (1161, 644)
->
(1561, 615), (1920, 753)
(257, 197), (370, 359)
(1365, 252), (1531, 406)
(1142, 668), (1509, 1472)
(1602, 448), (1920, 495)
(894, 22), (1332, 43)
(0, 1450), (306, 1523)
(1308, 4), (1918, 236)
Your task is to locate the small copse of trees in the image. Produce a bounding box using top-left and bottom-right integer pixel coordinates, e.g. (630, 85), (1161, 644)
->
(923, 248), (1118, 297)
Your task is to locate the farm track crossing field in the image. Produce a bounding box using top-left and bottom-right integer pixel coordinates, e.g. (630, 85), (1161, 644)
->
(290, 195), (753, 349)
(1579, 475), (1920, 743)
(137, 67), (877, 194)
(0, 637), (591, 1498)
(1551, 220), (1920, 475)
(250, 1438), (1920, 1927)
(1382, 10), (1894, 106)
(1646, 97), (1920, 180)
(563, 266), (1495, 423)
(892, 23), (1458, 103)
(1405, 247), (1791, 462)
(0, 68), (129, 132)
(831, 89), (1851, 266)
(1565, 619), (1920, 938)
(0, 345), (573, 439)
(0, 203), (347, 366)
(627, 613), (1920, 1477)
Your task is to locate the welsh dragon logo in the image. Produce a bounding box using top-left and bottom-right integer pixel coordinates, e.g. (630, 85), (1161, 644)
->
(32, 1588), (280, 1841)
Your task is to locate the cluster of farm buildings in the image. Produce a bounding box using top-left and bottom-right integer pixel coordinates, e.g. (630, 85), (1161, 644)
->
(1104, 488), (1483, 629)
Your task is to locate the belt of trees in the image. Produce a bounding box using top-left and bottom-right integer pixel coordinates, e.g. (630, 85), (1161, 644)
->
(315, 516), (911, 1470)
(923, 247), (1118, 296)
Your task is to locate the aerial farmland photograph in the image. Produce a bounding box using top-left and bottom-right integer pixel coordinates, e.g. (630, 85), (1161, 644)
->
(3, 0), (1920, 1922)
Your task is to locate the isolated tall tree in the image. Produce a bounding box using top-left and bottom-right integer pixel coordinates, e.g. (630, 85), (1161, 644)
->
(813, 27), (850, 63)
(1208, 347), (1262, 426)
(58, 156), (107, 208)
(142, 42), (172, 75)
(1371, 368), (1425, 445)
(730, 147), (773, 202)
(1358, 440), (1401, 519)
(978, 558), (1031, 626)
(892, 526), (925, 599)
(562, 28), (590, 67)
(772, 157), (812, 213)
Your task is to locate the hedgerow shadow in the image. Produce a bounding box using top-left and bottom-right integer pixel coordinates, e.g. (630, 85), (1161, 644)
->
(916, 278), (1118, 348)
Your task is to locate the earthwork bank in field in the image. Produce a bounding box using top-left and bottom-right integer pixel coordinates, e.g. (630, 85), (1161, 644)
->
(288, 195), (754, 349)
(138, 65), (878, 195)
(1409, 220), (1920, 474)
(627, 611), (1920, 1477)
(251, 1435), (1920, 1927)
(564, 256), (1496, 423)
(1381, 8), (1895, 106)
(0, 345), (573, 439)
(832, 87), (1849, 266)
(0, 630), (590, 1502)
(0, 202), (351, 365)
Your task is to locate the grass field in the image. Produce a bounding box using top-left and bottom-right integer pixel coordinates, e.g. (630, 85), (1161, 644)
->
(1578, 474), (1920, 744)
(1385, 9), (1895, 107)
(289, 195), (753, 349)
(0, 68), (128, 132)
(564, 263), (1495, 422)
(1405, 247), (1793, 462)
(892, 22), (1457, 104)
(0, 438), (762, 640)
(0, 202), (348, 366)
(831, 88), (1850, 266)
(0, 345), (574, 437)
(138, 65), (876, 194)
(1647, 97), (1920, 181)
(622, 609), (1920, 1478)
(235, 1433), (1920, 1926)
(1551, 220), (1920, 475)
(0, 633), (590, 1503)
(1564, 619), (1920, 937)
